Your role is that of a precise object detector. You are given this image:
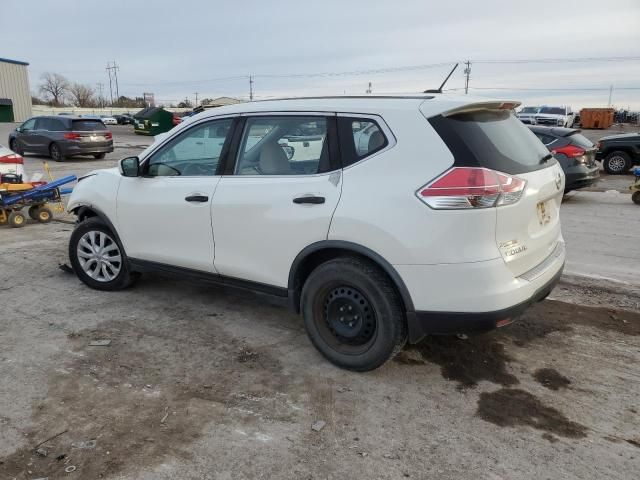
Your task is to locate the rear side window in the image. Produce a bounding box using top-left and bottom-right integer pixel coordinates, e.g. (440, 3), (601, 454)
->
(567, 133), (594, 149)
(337, 117), (388, 167)
(429, 110), (554, 174)
(72, 120), (107, 131)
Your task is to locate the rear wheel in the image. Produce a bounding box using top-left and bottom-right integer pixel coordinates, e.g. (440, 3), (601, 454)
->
(603, 151), (632, 175)
(28, 205), (40, 220)
(632, 191), (640, 205)
(93, 153), (106, 159)
(69, 217), (138, 291)
(8, 211), (26, 228)
(300, 257), (407, 371)
(50, 143), (65, 162)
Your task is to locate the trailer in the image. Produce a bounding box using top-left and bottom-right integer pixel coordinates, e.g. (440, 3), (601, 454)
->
(0, 175), (77, 228)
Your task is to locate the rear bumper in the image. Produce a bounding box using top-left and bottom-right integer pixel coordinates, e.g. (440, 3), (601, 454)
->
(60, 141), (114, 156)
(564, 164), (600, 190)
(397, 242), (566, 343)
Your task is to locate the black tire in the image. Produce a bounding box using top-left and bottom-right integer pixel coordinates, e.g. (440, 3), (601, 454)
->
(300, 256), (407, 371)
(28, 205), (40, 220)
(8, 211), (26, 228)
(603, 151), (632, 175)
(69, 217), (138, 291)
(35, 206), (52, 223)
(632, 191), (640, 205)
(93, 153), (106, 159)
(49, 143), (65, 162)
(9, 139), (23, 156)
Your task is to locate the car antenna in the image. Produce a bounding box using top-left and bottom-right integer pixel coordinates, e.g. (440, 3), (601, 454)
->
(424, 63), (459, 94)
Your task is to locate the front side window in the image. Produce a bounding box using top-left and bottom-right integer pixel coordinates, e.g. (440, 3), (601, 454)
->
(235, 116), (329, 175)
(145, 118), (233, 177)
(21, 118), (36, 130)
(337, 117), (388, 167)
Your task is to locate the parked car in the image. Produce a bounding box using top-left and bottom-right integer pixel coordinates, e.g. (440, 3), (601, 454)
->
(534, 106), (576, 127)
(66, 96), (565, 371)
(596, 133), (640, 174)
(529, 126), (599, 192)
(8, 116), (113, 161)
(516, 106), (540, 124)
(101, 116), (118, 126)
(115, 114), (134, 125)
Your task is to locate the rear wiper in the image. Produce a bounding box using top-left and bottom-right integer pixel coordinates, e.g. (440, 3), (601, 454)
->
(540, 153), (553, 164)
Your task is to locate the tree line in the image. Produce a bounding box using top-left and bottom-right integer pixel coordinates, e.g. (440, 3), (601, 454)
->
(33, 72), (147, 108)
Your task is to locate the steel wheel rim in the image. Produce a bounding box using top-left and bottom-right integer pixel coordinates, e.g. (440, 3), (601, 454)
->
(608, 156), (626, 172)
(77, 231), (122, 282)
(314, 284), (378, 355)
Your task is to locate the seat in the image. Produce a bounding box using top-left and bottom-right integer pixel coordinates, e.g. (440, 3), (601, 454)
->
(259, 142), (292, 175)
(367, 130), (385, 153)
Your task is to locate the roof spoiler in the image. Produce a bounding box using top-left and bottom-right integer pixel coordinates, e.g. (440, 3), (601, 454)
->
(441, 101), (521, 117)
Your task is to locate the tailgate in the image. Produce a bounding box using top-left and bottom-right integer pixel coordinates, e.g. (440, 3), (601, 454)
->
(496, 163), (564, 276)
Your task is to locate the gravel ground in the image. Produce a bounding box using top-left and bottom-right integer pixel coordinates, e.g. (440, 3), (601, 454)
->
(1, 122), (639, 479)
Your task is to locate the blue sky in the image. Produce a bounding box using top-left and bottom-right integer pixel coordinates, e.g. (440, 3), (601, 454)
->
(2, 0), (639, 109)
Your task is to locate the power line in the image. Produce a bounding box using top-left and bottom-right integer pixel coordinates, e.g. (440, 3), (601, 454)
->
(474, 55), (640, 64)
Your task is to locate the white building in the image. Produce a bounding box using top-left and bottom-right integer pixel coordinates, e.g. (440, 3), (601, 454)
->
(0, 57), (32, 122)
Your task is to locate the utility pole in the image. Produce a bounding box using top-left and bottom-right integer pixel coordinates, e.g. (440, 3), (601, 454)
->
(249, 75), (254, 101)
(608, 85), (613, 107)
(463, 60), (471, 94)
(113, 61), (120, 101)
(106, 63), (113, 107)
(194, 92), (199, 107)
(96, 83), (104, 108)
(366, 81), (372, 94)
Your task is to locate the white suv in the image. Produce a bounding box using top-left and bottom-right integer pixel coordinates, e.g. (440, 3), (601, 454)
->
(67, 95), (566, 371)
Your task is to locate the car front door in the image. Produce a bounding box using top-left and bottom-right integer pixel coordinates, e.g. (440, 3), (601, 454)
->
(116, 117), (236, 272)
(15, 118), (37, 151)
(30, 118), (51, 154)
(211, 114), (342, 287)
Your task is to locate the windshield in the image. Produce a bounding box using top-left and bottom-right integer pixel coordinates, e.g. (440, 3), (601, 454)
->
(539, 107), (566, 115)
(520, 107), (539, 114)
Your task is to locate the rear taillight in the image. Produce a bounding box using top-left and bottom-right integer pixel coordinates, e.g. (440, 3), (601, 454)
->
(105, 132), (113, 139)
(0, 153), (23, 164)
(63, 132), (81, 140)
(551, 145), (585, 158)
(417, 167), (526, 210)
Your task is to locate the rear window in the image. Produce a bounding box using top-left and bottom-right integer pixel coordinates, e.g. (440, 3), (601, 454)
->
(72, 120), (107, 131)
(567, 133), (594, 149)
(429, 110), (554, 174)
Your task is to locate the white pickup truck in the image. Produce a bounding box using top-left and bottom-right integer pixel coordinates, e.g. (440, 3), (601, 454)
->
(518, 106), (575, 127)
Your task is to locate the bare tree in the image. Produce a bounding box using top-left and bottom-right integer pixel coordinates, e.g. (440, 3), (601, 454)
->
(39, 72), (70, 106)
(69, 83), (95, 107)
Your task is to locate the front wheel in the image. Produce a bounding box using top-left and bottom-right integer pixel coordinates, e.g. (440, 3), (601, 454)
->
(300, 257), (407, 371)
(69, 218), (138, 291)
(632, 191), (640, 205)
(9, 139), (23, 156)
(603, 151), (632, 175)
(8, 211), (26, 228)
(93, 153), (106, 159)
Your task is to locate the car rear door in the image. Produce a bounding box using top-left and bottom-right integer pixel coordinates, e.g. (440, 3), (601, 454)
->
(211, 114), (342, 287)
(116, 117), (236, 272)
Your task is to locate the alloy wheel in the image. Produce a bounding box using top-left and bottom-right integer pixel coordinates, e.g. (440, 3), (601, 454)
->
(76, 231), (122, 282)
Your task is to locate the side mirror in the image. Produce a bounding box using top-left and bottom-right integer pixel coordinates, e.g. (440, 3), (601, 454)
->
(16, 127), (22, 133)
(119, 156), (140, 177)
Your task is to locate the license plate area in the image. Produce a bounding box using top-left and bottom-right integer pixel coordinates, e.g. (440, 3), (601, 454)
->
(536, 200), (552, 226)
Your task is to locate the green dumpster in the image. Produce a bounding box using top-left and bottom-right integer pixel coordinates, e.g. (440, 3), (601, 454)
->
(0, 99), (15, 122)
(133, 107), (174, 136)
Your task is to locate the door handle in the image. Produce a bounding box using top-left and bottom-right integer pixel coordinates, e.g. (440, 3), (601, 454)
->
(293, 196), (325, 205)
(185, 194), (209, 202)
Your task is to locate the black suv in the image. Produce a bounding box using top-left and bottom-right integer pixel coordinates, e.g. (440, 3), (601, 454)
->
(9, 116), (114, 161)
(596, 132), (640, 174)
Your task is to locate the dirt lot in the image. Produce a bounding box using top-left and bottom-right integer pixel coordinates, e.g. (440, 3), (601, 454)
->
(1, 122), (639, 479)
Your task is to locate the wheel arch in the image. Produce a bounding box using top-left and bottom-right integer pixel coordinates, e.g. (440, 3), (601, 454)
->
(287, 240), (416, 316)
(72, 205), (122, 243)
